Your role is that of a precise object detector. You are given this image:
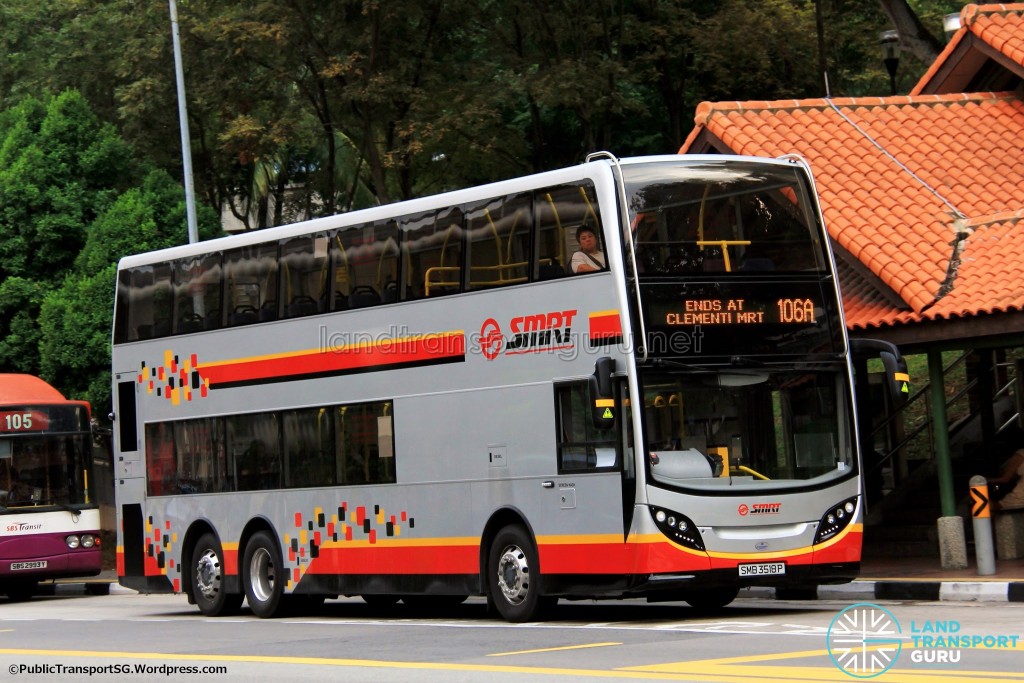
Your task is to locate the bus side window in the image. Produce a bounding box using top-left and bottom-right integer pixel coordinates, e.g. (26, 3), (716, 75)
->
(340, 220), (399, 308)
(122, 264), (172, 341)
(335, 402), (395, 485)
(280, 234), (329, 319)
(465, 193), (531, 290)
(536, 181), (602, 280)
(227, 413), (282, 491)
(403, 207), (464, 300)
(283, 407), (336, 489)
(145, 422), (176, 497)
(555, 382), (617, 473)
(224, 242), (279, 326)
(173, 254), (222, 334)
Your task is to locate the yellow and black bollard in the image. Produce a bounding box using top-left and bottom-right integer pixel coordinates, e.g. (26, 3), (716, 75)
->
(969, 475), (996, 576)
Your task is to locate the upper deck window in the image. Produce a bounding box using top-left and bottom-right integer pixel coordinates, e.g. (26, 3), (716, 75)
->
(623, 161), (827, 276)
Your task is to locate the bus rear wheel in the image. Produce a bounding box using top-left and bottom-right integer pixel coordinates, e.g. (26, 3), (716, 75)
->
(487, 525), (545, 622)
(243, 531), (285, 618)
(192, 533), (242, 616)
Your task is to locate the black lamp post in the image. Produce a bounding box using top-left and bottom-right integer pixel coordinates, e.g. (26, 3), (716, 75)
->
(880, 29), (900, 95)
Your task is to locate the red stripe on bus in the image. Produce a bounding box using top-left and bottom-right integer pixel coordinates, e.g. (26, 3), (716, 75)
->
(199, 333), (466, 387)
(303, 540), (716, 576)
(588, 311), (622, 340)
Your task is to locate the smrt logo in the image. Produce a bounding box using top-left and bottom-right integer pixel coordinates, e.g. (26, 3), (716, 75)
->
(479, 309), (576, 360)
(738, 503), (781, 516)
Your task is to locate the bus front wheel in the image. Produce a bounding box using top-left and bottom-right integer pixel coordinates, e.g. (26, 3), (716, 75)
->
(192, 533), (242, 616)
(685, 587), (739, 610)
(5, 580), (37, 602)
(487, 525), (546, 622)
(243, 531), (285, 618)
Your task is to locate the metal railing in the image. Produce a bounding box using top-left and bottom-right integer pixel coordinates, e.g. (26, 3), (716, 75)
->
(867, 351), (1020, 493)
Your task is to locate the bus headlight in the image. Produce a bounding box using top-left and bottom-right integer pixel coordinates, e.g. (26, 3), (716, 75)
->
(649, 506), (705, 551)
(81, 535), (96, 548)
(813, 497), (859, 544)
(66, 535), (80, 549)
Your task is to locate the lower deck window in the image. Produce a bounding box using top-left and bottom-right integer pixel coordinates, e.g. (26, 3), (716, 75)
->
(144, 400), (394, 496)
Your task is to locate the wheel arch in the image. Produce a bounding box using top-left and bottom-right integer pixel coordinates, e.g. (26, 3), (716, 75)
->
(238, 515), (281, 577)
(478, 506), (538, 588)
(181, 519), (220, 602)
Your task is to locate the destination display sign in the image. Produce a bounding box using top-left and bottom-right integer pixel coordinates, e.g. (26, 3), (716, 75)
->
(641, 280), (841, 359)
(0, 409), (50, 433)
(0, 405), (88, 435)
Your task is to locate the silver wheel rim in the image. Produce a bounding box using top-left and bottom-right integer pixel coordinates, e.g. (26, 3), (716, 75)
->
(249, 547), (276, 603)
(496, 544), (530, 605)
(195, 548), (222, 601)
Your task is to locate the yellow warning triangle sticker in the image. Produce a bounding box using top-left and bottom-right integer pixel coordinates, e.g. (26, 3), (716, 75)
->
(602, 408), (614, 419)
(901, 382), (909, 394)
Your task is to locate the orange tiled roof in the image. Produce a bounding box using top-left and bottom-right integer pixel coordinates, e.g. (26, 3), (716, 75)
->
(913, 3), (1024, 94)
(680, 92), (1024, 331)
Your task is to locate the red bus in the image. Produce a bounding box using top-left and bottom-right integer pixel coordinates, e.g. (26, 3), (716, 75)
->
(0, 374), (102, 600)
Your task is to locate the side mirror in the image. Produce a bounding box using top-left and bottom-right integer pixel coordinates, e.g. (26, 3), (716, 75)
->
(589, 357), (616, 429)
(850, 338), (910, 406)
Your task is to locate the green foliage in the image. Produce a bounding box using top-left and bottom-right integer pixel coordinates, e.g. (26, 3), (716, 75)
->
(0, 0), (958, 415)
(0, 91), (134, 281)
(38, 265), (118, 415)
(0, 277), (46, 375)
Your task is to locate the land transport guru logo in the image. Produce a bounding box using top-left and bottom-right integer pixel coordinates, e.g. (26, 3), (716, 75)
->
(827, 602), (1021, 677)
(479, 309), (577, 360)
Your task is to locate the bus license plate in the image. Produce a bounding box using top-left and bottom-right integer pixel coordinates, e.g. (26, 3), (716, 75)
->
(738, 562), (785, 577)
(10, 561), (47, 571)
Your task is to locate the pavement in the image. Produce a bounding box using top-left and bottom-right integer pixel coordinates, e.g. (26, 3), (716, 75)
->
(48, 556), (1024, 603)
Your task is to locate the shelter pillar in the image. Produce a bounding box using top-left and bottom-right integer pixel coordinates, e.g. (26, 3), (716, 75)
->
(930, 349), (967, 569)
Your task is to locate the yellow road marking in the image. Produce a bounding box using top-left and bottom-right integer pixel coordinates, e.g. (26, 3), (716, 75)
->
(623, 645), (1024, 683)
(488, 642), (622, 657)
(1, 646), (1022, 683)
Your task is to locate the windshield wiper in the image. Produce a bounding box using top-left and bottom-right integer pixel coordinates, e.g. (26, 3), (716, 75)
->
(49, 501), (82, 518)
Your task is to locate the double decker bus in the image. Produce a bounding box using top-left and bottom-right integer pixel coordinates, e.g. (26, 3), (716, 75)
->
(111, 153), (907, 620)
(1, 374), (102, 600)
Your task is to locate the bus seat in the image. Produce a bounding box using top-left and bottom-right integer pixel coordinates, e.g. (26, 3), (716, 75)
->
(539, 264), (564, 280)
(203, 309), (221, 330)
(349, 286), (380, 309)
(332, 291), (349, 311)
(381, 281), (399, 303)
(286, 296), (320, 318)
(228, 306), (259, 327)
(258, 300), (278, 322)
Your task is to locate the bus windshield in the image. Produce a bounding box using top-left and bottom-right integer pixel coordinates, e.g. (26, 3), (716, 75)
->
(623, 159), (844, 361)
(623, 159), (827, 275)
(641, 369), (854, 490)
(0, 406), (92, 509)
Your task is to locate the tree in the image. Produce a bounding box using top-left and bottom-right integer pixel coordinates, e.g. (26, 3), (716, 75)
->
(0, 90), (134, 377)
(39, 168), (222, 415)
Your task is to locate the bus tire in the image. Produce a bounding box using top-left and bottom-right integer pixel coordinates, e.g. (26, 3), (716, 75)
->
(685, 587), (739, 610)
(243, 531), (285, 618)
(487, 525), (544, 622)
(5, 580), (37, 602)
(192, 533), (242, 617)
(361, 594), (400, 607)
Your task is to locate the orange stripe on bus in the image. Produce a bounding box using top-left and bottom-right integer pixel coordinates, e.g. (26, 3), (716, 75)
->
(198, 331), (466, 387)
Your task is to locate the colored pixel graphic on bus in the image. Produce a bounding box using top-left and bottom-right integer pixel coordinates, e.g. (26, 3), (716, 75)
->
(286, 502), (414, 587)
(144, 515), (181, 592)
(138, 351), (208, 406)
